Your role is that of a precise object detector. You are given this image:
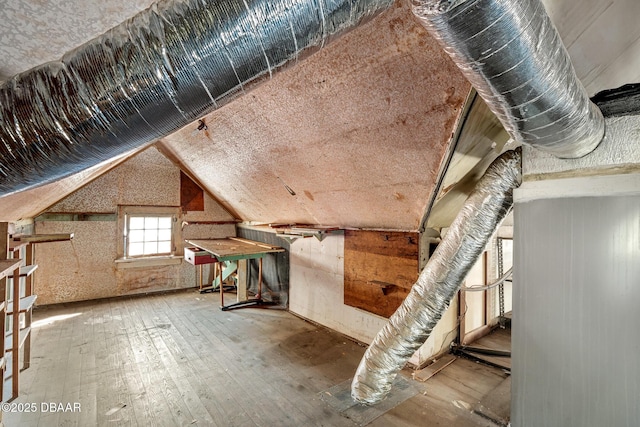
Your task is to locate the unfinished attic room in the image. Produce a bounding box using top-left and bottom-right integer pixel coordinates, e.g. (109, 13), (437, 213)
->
(1, 0), (640, 426)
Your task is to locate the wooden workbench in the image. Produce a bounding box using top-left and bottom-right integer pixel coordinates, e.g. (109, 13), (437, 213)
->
(186, 237), (284, 261)
(185, 237), (285, 310)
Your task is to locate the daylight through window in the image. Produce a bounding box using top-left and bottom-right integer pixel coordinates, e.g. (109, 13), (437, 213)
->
(126, 215), (174, 257)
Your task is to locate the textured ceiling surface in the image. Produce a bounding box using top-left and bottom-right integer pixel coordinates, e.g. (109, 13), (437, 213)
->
(541, 0), (640, 96)
(0, 0), (155, 81)
(0, 148), (141, 221)
(1, 0), (636, 91)
(160, 3), (470, 230)
(1, 0), (639, 228)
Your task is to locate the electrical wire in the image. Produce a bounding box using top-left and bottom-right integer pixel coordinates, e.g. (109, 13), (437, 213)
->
(461, 267), (513, 292)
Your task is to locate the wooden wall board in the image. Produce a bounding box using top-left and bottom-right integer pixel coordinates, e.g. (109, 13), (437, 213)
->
(180, 171), (205, 212)
(344, 230), (419, 318)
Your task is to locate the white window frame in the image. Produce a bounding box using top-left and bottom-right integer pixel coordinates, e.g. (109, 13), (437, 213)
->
(116, 206), (183, 263)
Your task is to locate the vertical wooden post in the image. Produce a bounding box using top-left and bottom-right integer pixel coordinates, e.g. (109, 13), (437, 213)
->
(11, 247), (19, 399)
(458, 289), (466, 345)
(0, 223), (7, 407)
(482, 251), (488, 327)
(23, 245), (33, 370)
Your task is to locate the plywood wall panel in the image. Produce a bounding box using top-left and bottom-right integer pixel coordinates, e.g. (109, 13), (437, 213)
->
(344, 229), (419, 318)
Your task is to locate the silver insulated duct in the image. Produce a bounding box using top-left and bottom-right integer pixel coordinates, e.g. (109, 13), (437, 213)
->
(351, 148), (522, 405)
(412, 0), (605, 158)
(0, 0), (393, 196)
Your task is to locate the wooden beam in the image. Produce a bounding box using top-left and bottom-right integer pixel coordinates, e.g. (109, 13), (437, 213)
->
(12, 233), (74, 244)
(0, 260), (21, 280)
(0, 222), (8, 260)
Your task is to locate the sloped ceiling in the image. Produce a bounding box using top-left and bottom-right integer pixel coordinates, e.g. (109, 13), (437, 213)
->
(543, 0), (640, 95)
(159, 3), (469, 230)
(0, 0), (156, 80)
(0, 1), (472, 229)
(0, 148), (143, 221)
(1, 0), (639, 227)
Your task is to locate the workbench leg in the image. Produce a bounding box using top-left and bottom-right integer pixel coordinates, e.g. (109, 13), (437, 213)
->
(218, 262), (224, 309)
(256, 258), (263, 300)
(237, 259), (247, 303)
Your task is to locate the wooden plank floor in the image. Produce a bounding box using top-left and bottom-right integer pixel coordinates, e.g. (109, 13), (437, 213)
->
(5, 290), (506, 426)
(465, 327), (512, 370)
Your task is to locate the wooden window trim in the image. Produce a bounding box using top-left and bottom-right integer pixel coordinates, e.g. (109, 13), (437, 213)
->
(116, 205), (183, 261)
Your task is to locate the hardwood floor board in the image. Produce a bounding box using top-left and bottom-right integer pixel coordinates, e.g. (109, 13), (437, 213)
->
(169, 304), (303, 426)
(369, 394), (460, 427)
(129, 296), (225, 425)
(199, 322), (330, 423)
(148, 298), (255, 426)
(124, 298), (200, 427)
(254, 330), (360, 395)
(37, 412), (61, 427)
(437, 360), (507, 401)
(16, 409), (40, 427)
(94, 302), (139, 426)
(118, 298), (178, 427)
(189, 315), (358, 426)
(474, 329), (511, 351)
(130, 301), (218, 426)
(5, 290), (510, 427)
(37, 325), (74, 427)
(190, 301), (351, 390)
(178, 301), (364, 425)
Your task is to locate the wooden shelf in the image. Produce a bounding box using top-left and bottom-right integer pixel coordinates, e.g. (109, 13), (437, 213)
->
(3, 352), (13, 381)
(0, 259), (21, 280)
(6, 265), (39, 281)
(6, 327), (31, 351)
(12, 233), (73, 244)
(7, 295), (37, 315)
(16, 265), (37, 278)
(19, 328), (30, 350)
(8, 241), (28, 251)
(3, 223), (42, 402)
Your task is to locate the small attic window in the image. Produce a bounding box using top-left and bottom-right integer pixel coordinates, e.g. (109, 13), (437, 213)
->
(116, 206), (182, 260)
(126, 215), (173, 257)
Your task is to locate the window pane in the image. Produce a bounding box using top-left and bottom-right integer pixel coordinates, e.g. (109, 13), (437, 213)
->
(158, 217), (172, 229)
(158, 229), (172, 241)
(129, 242), (144, 257)
(129, 230), (145, 243)
(157, 241), (171, 254)
(144, 217), (158, 229)
(143, 242), (157, 255)
(124, 211), (176, 257)
(145, 229), (158, 242)
(129, 217), (145, 230)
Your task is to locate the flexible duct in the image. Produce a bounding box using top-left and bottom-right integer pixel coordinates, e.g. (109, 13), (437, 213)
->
(0, 0), (393, 196)
(351, 148), (521, 405)
(411, 0), (604, 158)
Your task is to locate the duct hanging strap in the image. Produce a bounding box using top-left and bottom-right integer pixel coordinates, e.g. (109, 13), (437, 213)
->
(351, 148), (522, 405)
(411, 0), (604, 158)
